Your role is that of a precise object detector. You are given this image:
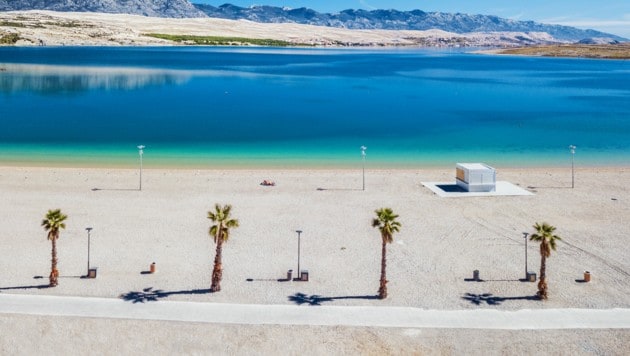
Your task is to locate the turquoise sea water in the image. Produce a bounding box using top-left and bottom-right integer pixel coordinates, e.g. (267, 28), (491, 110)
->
(0, 47), (628, 168)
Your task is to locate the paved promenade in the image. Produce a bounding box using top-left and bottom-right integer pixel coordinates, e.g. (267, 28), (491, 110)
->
(1, 294), (629, 329)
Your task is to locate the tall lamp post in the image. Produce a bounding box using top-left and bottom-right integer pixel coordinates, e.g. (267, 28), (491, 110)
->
(86, 227), (93, 275)
(296, 230), (302, 277)
(569, 145), (576, 189)
(360, 145), (367, 191)
(522, 232), (529, 280)
(137, 145), (145, 191)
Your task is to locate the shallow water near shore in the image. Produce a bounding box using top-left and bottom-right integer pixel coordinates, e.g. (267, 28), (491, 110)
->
(0, 47), (628, 168)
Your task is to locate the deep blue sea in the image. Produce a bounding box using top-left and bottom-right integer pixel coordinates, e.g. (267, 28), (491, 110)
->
(0, 47), (628, 168)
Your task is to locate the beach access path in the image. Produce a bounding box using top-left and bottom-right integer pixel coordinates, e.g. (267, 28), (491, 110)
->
(1, 294), (629, 330)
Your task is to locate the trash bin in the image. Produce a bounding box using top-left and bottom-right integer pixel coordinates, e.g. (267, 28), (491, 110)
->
(473, 270), (479, 281)
(527, 272), (536, 282)
(88, 268), (97, 279)
(150, 262), (156, 273)
(584, 271), (591, 282)
(300, 270), (309, 282)
(287, 269), (293, 281)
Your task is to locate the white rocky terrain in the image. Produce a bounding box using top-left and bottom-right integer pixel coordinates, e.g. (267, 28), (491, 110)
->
(0, 10), (559, 47)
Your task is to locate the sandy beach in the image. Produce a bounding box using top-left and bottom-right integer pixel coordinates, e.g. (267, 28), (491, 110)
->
(0, 165), (629, 353)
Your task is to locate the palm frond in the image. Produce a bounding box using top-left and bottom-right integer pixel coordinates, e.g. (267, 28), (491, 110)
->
(549, 234), (561, 250)
(531, 221), (562, 254)
(42, 209), (67, 240)
(208, 204), (238, 244)
(223, 204), (232, 216)
(209, 225), (218, 242)
(372, 207), (401, 244)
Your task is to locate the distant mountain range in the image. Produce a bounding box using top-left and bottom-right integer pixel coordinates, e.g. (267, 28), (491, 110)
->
(194, 4), (624, 43)
(0, 0), (206, 18)
(0, 1), (625, 43)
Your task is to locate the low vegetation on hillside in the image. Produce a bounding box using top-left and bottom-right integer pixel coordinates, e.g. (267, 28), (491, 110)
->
(144, 33), (308, 47)
(0, 32), (20, 44)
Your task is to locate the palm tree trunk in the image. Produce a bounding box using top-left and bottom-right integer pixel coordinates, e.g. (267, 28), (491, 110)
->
(538, 254), (547, 300)
(378, 240), (388, 299)
(211, 238), (223, 292)
(49, 235), (58, 287)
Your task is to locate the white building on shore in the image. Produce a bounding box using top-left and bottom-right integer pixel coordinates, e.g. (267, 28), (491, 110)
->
(455, 163), (496, 192)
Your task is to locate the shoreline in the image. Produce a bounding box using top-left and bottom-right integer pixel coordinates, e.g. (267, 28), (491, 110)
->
(2, 145), (629, 171)
(486, 43), (630, 60)
(1, 162), (629, 170)
(2, 160), (629, 170)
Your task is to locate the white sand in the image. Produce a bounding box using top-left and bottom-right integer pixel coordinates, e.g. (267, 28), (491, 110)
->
(1, 165), (629, 352)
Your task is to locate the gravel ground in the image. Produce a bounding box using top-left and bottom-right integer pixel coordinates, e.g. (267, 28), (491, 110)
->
(1, 314), (629, 355)
(0, 166), (629, 353)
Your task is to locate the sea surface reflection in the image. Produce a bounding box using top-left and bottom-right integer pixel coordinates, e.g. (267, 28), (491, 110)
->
(0, 64), (190, 94)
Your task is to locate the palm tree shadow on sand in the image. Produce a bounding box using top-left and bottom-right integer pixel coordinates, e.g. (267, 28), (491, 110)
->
(462, 293), (539, 306)
(0, 284), (49, 291)
(0, 274), (78, 291)
(120, 287), (211, 303)
(526, 185), (572, 190)
(288, 292), (379, 306)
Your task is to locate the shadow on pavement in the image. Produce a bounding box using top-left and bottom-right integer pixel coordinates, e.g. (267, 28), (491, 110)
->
(0, 284), (49, 291)
(288, 292), (379, 306)
(120, 287), (211, 303)
(462, 292), (539, 306)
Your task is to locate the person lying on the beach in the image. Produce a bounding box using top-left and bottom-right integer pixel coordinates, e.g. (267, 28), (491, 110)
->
(261, 180), (276, 186)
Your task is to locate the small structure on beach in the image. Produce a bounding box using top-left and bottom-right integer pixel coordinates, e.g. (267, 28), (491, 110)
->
(456, 163), (496, 192)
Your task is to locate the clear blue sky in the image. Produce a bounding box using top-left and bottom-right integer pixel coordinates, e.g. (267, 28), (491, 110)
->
(194, 0), (630, 38)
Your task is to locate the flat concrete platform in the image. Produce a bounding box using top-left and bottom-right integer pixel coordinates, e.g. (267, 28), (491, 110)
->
(422, 181), (534, 198)
(1, 294), (629, 330)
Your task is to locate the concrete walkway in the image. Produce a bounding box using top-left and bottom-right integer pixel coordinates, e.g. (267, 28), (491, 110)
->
(1, 294), (629, 330)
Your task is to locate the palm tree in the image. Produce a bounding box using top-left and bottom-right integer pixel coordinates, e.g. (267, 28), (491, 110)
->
(41, 209), (68, 287)
(208, 204), (239, 292)
(372, 207), (401, 299)
(530, 222), (562, 300)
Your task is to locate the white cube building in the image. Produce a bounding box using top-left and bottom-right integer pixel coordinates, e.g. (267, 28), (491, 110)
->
(456, 163), (496, 192)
